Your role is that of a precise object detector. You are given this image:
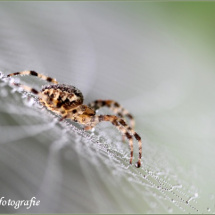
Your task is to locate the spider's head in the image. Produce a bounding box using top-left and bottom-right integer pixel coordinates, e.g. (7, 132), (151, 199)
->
(41, 84), (84, 111)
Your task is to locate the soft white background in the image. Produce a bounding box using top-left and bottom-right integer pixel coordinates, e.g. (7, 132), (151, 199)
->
(0, 2), (214, 213)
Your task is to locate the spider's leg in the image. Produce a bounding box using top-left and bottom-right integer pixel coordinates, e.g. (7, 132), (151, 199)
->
(12, 82), (48, 102)
(84, 114), (142, 168)
(7, 70), (58, 84)
(88, 100), (135, 129)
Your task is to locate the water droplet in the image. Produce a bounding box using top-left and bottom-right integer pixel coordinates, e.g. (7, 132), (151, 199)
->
(24, 97), (35, 107)
(207, 207), (211, 212)
(21, 93), (27, 99)
(35, 101), (44, 109)
(11, 88), (18, 94)
(8, 78), (15, 85)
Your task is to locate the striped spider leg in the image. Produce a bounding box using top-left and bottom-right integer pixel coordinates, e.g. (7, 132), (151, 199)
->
(83, 114), (142, 167)
(88, 100), (135, 128)
(7, 70), (58, 84)
(88, 100), (135, 142)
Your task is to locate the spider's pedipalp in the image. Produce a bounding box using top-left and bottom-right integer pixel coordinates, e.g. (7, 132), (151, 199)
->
(7, 70), (58, 84)
(88, 100), (135, 129)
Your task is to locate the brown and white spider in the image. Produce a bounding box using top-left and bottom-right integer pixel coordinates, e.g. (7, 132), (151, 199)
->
(7, 71), (142, 167)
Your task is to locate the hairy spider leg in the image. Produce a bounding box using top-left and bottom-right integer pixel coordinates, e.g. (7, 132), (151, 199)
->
(76, 113), (142, 168)
(7, 70), (58, 84)
(12, 82), (48, 100)
(88, 100), (135, 142)
(88, 100), (135, 129)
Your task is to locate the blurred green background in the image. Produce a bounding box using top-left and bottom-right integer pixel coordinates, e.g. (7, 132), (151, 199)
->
(0, 2), (215, 213)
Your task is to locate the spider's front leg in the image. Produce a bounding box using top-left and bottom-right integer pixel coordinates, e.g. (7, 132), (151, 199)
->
(77, 112), (142, 168)
(7, 70), (58, 84)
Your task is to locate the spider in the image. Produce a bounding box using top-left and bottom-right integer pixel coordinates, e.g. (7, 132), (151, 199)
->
(7, 71), (142, 167)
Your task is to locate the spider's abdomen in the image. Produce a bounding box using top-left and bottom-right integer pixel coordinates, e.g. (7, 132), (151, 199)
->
(40, 84), (83, 112)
